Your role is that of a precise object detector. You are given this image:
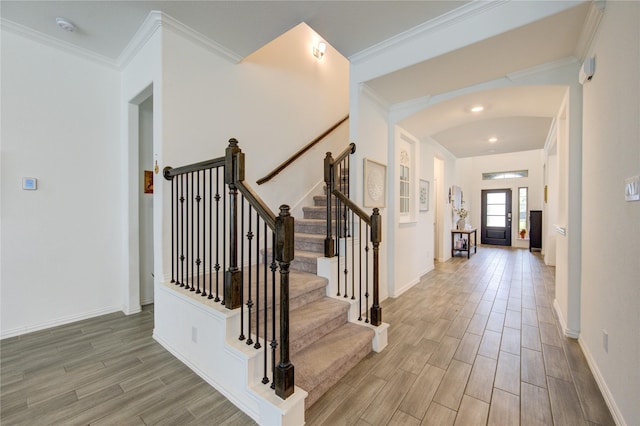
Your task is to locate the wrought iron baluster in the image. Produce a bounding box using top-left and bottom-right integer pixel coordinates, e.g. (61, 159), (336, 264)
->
(214, 168), (221, 301)
(336, 193), (341, 297)
(365, 226), (370, 323)
(222, 171), (227, 305)
(270, 233), (277, 390)
(188, 172), (193, 291)
(246, 204), (254, 346)
(358, 218), (363, 320)
(254, 211), (261, 350)
(196, 170), (201, 294)
(262, 221), (269, 384)
(180, 174), (185, 288)
(170, 174), (175, 284)
(239, 197), (246, 341)
(201, 170), (207, 297)
(351, 210), (355, 300)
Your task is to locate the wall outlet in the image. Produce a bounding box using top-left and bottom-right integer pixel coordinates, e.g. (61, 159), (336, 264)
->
(191, 326), (198, 343)
(602, 330), (608, 353)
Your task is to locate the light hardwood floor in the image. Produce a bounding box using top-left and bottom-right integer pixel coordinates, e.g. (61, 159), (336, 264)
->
(1, 247), (614, 425)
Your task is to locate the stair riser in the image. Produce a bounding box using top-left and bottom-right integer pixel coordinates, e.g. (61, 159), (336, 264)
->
(251, 302), (349, 357)
(303, 208), (342, 220)
(295, 220), (336, 235)
(290, 312), (346, 356)
(291, 258), (317, 274)
(303, 337), (371, 408)
(295, 238), (324, 253)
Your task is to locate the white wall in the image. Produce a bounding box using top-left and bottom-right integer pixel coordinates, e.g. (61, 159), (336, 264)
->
(579, 2), (640, 424)
(1, 29), (122, 337)
(158, 22), (350, 283)
(350, 88), (390, 301)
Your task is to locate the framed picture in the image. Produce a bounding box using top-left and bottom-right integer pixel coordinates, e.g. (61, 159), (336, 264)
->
(363, 158), (386, 208)
(419, 179), (429, 211)
(144, 170), (154, 194)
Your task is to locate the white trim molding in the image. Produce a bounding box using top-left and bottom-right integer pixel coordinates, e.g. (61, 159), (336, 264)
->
(553, 298), (580, 339)
(0, 18), (118, 69)
(578, 337), (627, 426)
(118, 11), (242, 68)
(0, 306), (122, 339)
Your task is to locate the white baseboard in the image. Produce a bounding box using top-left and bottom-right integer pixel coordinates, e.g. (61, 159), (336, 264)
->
(578, 338), (627, 426)
(1, 305), (121, 339)
(390, 266), (432, 298)
(553, 298), (580, 339)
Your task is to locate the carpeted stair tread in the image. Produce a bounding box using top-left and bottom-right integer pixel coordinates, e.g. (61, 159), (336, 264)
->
(292, 322), (374, 407)
(289, 297), (350, 355)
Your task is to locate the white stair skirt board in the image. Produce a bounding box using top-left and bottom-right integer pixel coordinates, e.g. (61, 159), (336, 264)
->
(317, 253), (389, 353)
(153, 282), (307, 426)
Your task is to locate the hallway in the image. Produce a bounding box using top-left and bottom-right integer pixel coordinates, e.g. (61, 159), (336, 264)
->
(307, 247), (614, 425)
(0, 248), (614, 425)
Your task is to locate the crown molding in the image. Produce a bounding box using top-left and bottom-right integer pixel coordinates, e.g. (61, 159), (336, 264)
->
(574, 0), (606, 61)
(389, 95), (432, 124)
(506, 56), (579, 81)
(0, 18), (118, 69)
(157, 12), (243, 64)
(118, 11), (243, 68)
(359, 84), (390, 113)
(117, 11), (163, 68)
(349, 0), (505, 64)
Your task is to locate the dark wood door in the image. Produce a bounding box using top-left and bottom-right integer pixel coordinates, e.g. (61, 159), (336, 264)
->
(481, 189), (512, 246)
(529, 210), (542, 251)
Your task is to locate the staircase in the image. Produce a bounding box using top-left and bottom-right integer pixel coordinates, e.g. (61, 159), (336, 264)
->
(288, 192), (374, 408)
(160, 139), (383, 423)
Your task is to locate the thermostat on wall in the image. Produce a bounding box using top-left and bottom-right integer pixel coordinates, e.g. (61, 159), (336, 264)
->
(22, 177), (37, 190)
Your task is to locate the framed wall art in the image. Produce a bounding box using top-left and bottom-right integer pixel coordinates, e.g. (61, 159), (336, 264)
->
(363, 158), (386, 208)
(419, 179), (430, 211)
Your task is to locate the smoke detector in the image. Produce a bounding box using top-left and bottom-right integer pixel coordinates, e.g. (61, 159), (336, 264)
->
(55, 17), (76, 32)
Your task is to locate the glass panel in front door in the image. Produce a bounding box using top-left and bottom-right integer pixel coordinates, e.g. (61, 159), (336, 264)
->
(486, 193), (506, 227)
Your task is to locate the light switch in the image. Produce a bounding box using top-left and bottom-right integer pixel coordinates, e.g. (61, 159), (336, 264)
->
(625, 176), (639, 201)
(22, 177), (37, 190)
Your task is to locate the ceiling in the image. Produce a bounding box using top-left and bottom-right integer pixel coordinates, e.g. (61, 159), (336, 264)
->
(1, 1), (594, 158)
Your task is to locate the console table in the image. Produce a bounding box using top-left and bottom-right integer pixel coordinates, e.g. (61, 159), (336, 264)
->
(451, 228), (477, 259)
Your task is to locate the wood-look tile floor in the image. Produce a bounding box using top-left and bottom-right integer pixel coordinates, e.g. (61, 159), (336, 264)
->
(306, 247), (615, 426)
(0, 305), (256, 425)
(0, 247), (615, 425)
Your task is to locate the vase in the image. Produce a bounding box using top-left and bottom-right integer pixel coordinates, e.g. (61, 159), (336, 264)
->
(457, 219), (466, 230)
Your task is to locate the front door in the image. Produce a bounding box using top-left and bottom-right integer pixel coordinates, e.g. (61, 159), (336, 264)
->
(481, 189), (512, 246)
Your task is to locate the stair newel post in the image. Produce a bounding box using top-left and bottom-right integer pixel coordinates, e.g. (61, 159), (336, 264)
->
(224, 138), (243, 310)
(324, 152), (335, 258)
(370, 208), (382, 326)
(275, 205), (295, 399)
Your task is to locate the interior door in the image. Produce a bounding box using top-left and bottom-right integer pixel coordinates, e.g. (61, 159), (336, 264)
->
(481, 189), (512, 246)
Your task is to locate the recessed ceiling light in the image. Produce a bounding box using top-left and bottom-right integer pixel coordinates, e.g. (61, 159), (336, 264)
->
(470, 105), (484, 113)
(488, 137), (498, 143)
(56, 17), (76, 32)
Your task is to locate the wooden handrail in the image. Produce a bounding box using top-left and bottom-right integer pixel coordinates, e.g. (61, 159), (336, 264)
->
(256, 115), (349, 185)
(163, 156), (225, 179)
(331, 189), (371, 225)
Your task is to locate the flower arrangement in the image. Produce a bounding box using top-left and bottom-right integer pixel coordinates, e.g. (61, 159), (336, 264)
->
(453, 206), (468, 219)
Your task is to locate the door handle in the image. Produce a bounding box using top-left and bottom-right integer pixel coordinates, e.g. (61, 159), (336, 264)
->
(507, 212), (512, 222)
